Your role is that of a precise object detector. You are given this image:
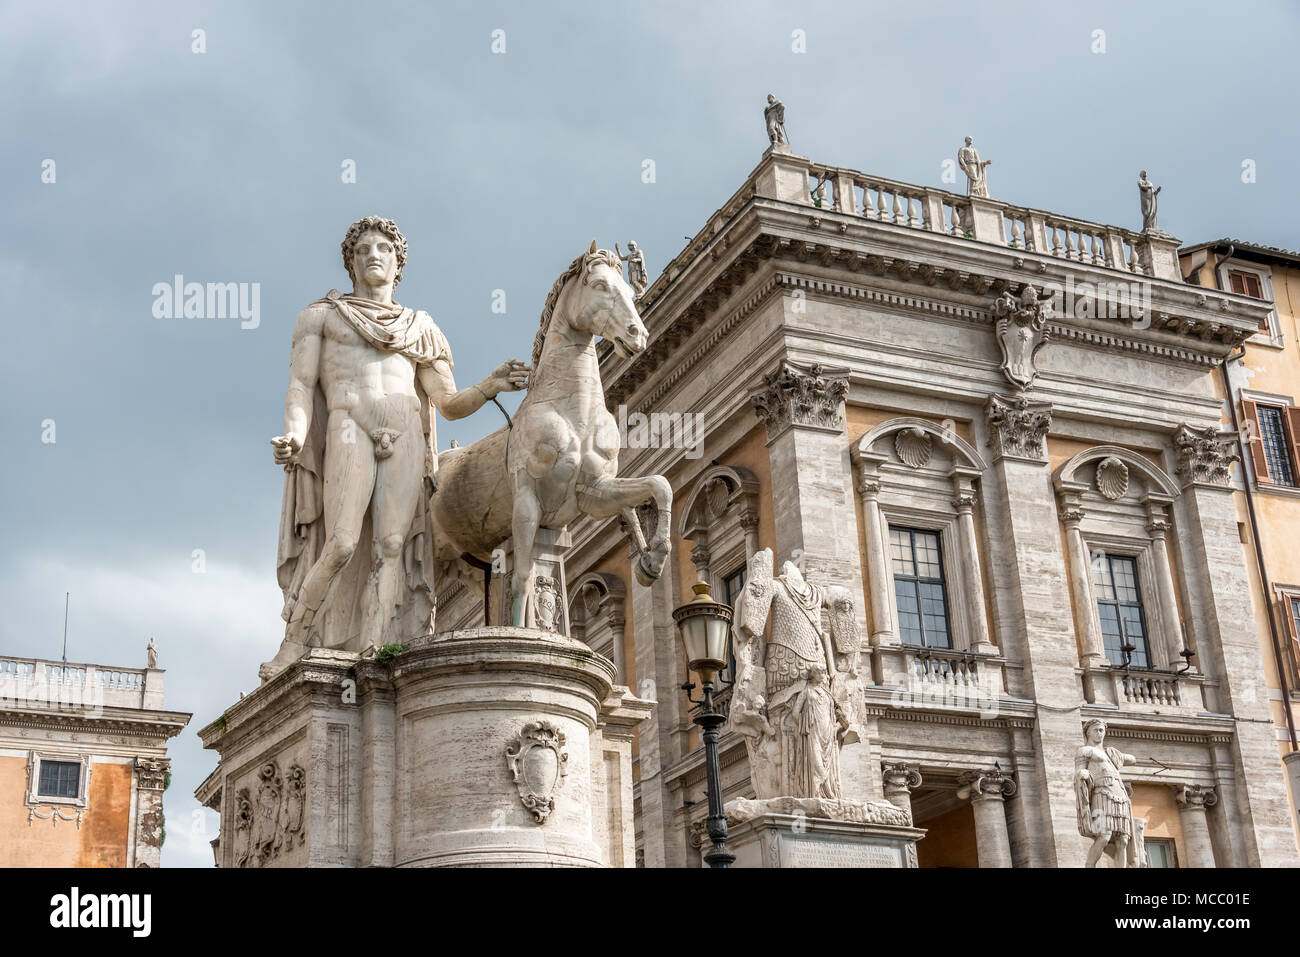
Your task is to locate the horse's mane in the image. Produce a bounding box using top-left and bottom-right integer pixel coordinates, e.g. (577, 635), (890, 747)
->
(532, 247), (621, 370)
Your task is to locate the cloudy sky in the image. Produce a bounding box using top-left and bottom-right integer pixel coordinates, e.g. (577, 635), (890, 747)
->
(1, 0), (1295, 866)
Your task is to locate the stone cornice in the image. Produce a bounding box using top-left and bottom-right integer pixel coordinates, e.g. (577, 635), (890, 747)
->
(604, 200), (1263, 409)
(0, 705), (190, 740)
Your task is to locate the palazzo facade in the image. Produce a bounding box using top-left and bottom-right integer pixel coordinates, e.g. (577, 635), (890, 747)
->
(440, 145), (1300, 867)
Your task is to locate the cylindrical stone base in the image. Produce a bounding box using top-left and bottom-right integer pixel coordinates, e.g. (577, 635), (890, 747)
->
(390, 626), (615, 868)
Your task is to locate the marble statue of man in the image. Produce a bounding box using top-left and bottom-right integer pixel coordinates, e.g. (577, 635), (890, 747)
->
(146, 637), (158, 670)
(1138, 170), (1161, 232)
(615, 241), (648, 297)
(262, 216), (529, 679)
(764, 93), (788, 148)
(728, 548), (866, 802)
(958, 136), (992, 198)
(1075, 719), (1139, 867)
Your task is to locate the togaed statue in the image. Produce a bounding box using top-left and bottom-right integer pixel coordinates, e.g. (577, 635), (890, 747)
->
(261, 216), (529, 680)
(728, 548), (868, 805)
(1075, 718), (1142, 867)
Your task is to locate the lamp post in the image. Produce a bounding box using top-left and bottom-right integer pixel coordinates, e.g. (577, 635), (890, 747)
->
(672, 574), (735, 869)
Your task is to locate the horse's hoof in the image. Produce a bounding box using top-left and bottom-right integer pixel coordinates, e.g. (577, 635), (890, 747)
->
(635, 552), (661, 586)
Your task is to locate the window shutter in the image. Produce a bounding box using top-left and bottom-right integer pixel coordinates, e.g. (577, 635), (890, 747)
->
(1281, 596), (1300, 692)
(1286, 406), (1300, 483)
(1240, 399), (1271, 482)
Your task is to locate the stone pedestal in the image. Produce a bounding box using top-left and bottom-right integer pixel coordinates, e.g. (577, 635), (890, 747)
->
(714, 797), (924, 868)
(726, 810), (924, 868)
(196, 628), (651, 868)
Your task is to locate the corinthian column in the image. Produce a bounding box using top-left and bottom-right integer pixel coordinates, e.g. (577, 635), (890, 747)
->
(852, 459), (896, 646)
(958, 768), (1017, 868)
(1143, 494), (1187, 670)
(1173, 784), (1218, 868)
(951, 468), (994, 654)
(1057, 491), (1105, 668)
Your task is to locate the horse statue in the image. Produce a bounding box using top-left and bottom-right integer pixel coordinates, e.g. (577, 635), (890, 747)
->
(430, 241), (673, 627)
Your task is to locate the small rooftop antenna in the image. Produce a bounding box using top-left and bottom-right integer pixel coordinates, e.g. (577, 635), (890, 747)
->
(61, 592), (69, 665)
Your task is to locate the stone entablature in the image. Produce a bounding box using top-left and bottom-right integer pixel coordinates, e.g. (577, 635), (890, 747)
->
(600, 152), (1271, 410)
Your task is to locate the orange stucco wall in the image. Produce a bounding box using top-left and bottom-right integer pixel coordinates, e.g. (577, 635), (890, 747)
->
(0, 756), (131, 867)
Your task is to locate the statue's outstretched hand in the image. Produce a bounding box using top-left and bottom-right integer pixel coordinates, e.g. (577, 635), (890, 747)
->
(491, 359), (531, 393)
(271, 434), (302, 468)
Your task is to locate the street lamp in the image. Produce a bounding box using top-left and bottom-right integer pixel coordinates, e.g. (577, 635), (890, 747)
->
(672, 573), (735, 869)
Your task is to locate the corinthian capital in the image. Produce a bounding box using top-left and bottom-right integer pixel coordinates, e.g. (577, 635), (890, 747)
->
(135, 758), (170, 791)
(751, 359), (849, 440)
(1173, 424), (1239, 489)
(1173, 784), (1218, 810)
(986, 394), (1052, 463)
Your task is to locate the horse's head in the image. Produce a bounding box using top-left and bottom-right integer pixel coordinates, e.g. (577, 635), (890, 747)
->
(570, 240), (648, 359)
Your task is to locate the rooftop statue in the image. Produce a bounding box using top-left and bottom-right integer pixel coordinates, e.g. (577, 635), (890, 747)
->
(615, 241), (648, 298)
(958, 135), (992, 198)
(1138, 170), (1162, 233)
(764, 93), (789, 149)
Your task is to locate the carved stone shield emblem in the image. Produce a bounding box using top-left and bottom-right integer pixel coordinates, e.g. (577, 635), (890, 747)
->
(505, 721), (568, 823)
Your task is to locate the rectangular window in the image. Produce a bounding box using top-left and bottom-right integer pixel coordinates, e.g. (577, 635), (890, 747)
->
(720, 566), (747, 684)
(1228, 269), (1263, 299)
(1257, 405), (1297, 487)
(1145, 839), (1178, 868)
(889, 526), (952, 648)
(1092, 553), (1152, 668)
(37, 760), (81, 800)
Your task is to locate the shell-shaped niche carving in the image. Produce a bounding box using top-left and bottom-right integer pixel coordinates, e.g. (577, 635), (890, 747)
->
(895, 428), (933, 469)
(1096, 456), (1130, 500)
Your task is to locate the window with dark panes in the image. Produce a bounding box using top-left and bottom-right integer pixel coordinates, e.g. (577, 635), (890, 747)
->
(1227, 270), (1271, 332)
(1228, 269), (1263, 298)
(1257, 405), (1297, 487)
(1145, 839), (1177, 868)
(889, 527), (952, 648)
(37, 759), (81, 800)
(719, 565), (747, 684)
(1092, 553), (1152, 668)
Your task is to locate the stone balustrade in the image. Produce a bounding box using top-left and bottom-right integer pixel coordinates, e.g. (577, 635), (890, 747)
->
(1083, 664), (1206, 714)
(877, 645), (1007, 714)
(0, 654), (161, 711)
(808, 162), (1161, 278)
(637, 149), (1180, 316)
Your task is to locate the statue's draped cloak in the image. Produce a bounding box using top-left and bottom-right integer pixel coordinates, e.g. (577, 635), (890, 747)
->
(276, 290), (452, 651)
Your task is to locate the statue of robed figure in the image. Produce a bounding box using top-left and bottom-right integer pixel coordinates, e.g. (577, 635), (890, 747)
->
(728, 548), (866, 801)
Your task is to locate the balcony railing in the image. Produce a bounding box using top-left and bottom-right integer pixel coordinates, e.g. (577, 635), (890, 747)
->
(0, 655), (159, 711)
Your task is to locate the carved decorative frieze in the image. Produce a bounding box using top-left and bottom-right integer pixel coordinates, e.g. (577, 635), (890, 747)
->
(992, 285), (1054, 389)
(1173, 424), (1239, 488)
(1095, 456), (1130, 500)
(986, 394), (1052, 463)
(751, 360), (849, 439)
(505, 720), (569, 824)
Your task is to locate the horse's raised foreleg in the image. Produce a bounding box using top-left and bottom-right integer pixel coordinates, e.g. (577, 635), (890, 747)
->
(579, 474), (672, 586)
(511, 483), (542, 627)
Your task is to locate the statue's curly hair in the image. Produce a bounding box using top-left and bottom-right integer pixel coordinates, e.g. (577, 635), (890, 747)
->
(340, 216), (408, 286)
